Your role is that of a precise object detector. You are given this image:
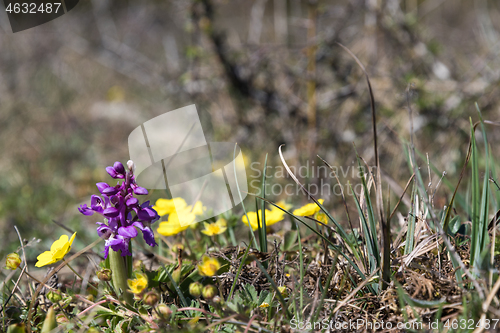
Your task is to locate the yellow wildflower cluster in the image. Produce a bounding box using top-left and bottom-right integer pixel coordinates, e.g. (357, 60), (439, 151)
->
(241, 201), (290, 231)
(155, 198), (205, 236)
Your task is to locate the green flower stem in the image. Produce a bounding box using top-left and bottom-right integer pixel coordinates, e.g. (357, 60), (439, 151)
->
(109, 249), (133, 305)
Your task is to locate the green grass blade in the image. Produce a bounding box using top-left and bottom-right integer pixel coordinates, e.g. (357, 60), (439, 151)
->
(477, 105), (490, 256)
(349, 182), (377, 274)
(260, 153), (268, 253)
(355, 153), (380, 268)
(293, 218), (304, 320)
(163, 265), (188, 308)
(470, 119), (481, 270)
(405, 184), (417, 255)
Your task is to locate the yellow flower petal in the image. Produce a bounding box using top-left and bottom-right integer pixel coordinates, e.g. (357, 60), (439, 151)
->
(157, 215), (190, 236)
(153, 198), (188, 216)
(50, 235), (69, 252)
(316, 212), (328, 224)
(277, 286), (288, 297)
(128, 272), (148, 294)
(35, 233), (77, 268)
(293, 199), (324, 216)
(35, 251), (56, 267)
(189, 201), (205, 215)
(68, 232), (77, 246)
(242, 211), (259, 231)
(197, 256), (220, 276)
(276, 200), (292, 210)
(201, 219), (227, 236)
(242, 209), (285, 231)
(266, 209), (285, 226)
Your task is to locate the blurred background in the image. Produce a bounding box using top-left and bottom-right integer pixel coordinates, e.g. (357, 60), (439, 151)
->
(1, 0), (500, 256)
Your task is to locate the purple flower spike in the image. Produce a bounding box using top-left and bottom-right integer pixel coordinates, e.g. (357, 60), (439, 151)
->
(79, 160), (158, 257)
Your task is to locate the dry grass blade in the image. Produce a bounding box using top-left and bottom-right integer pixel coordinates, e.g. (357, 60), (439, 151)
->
(389, 173), (415, 222)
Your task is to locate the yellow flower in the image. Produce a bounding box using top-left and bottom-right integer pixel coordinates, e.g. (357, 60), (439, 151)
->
(197, 256), (220, 277)
(153, 198), (187, 217)
(316, 212), (329, 224)
(127, 272), (148, 294)
(267, 207), (285, 225)
(293, 199), (324, 216)
(155, 198), (206, 235)
(242, 206), (285, 231)
(201, 219), (227, 236)
(35, 233), (76, 267)
(157, 212), (191, 236)
(259, 302), (270, 308)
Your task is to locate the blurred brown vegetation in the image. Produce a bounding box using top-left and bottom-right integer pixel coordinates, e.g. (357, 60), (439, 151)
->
(1, 0), (500, 255)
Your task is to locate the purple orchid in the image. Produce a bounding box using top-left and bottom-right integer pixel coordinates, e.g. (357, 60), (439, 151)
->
(79, 160), (159, 258)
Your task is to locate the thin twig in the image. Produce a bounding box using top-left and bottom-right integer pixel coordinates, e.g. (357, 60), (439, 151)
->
(14, 226), (33, 299)
(0, 266), (27, 313)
